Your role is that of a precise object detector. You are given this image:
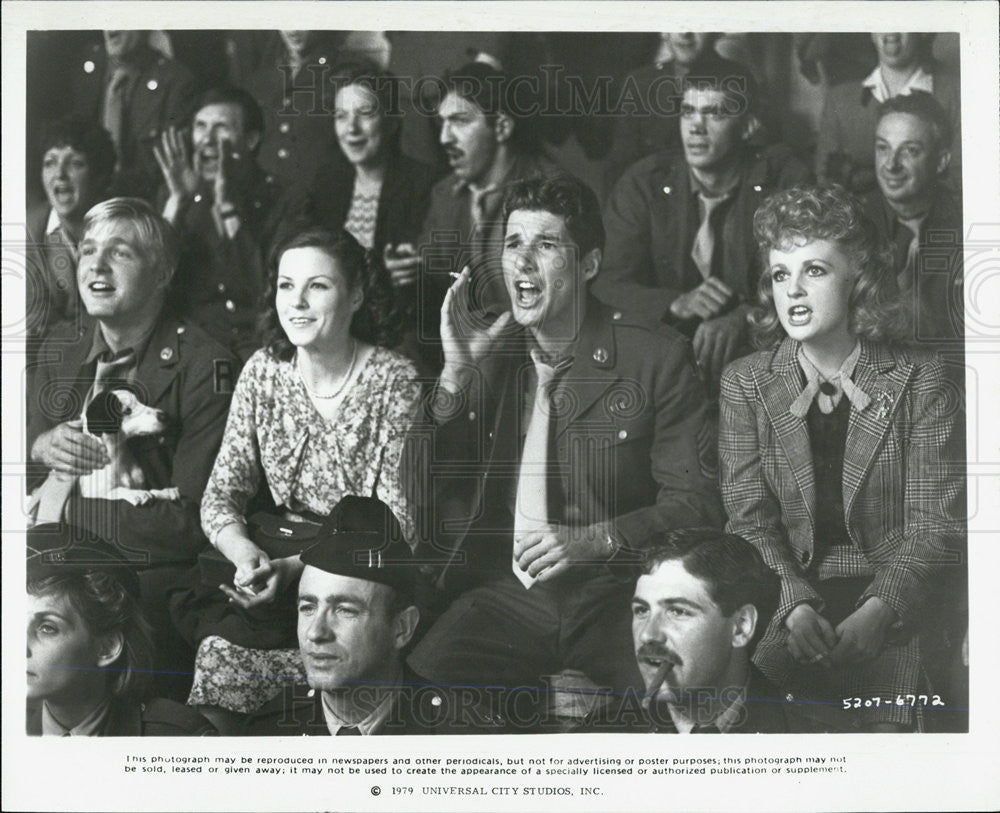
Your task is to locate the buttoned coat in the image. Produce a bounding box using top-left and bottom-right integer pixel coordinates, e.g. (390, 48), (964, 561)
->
(241, 667), (504, 735)
(597, 145), (811, 323)
(719, 338), (965, 676)
(418, 296), (724, 592)
(71, 42), (197, 200)
(26, 310), (238, 563)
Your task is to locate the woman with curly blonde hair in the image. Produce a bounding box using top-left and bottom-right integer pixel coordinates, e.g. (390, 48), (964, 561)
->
(719, 185), (964, 731)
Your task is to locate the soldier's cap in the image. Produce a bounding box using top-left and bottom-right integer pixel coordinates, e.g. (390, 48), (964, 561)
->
(300, 496), (415, 602)
(26, 523), (142, 599)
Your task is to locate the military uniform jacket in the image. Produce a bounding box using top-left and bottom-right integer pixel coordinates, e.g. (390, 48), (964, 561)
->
(719, 339), (966, 669)
(244, 41), (343, 190)
(27, 697), (217, 736)
(26, 310), (239, 563)
(597, 145), (811, 323)
(419, 296), (724, 592)
(166, 164), (297, 359)
(584, 666), (860, 734)
(241, 668), (504, 736)
(71, 42), (196, 200)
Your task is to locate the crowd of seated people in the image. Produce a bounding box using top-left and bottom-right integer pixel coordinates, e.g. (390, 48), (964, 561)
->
(23, 29), (967, 737)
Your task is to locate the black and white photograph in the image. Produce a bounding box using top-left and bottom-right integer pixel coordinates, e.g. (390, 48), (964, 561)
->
(3, 2), (999, 811)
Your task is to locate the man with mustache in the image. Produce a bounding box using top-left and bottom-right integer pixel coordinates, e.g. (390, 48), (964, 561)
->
(386, 60), (557, 373)
(863, 91), (963, 348)
(241, 497), (503, 736)
(71, 30), (196, 200)
(588, 528), (856, 733)
(153, 86), (296, 359)
(597, 55), (810, 385)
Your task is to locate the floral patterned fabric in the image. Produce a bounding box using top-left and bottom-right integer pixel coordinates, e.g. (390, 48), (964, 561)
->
(187, 636), (306, 713)
(189, 346), (421, 713)
(200, 346), (422, 546)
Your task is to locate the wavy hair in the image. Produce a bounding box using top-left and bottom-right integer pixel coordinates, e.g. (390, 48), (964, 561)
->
(260, 224), (401, 360)
(40, 114), (117, 195)
(749, 184), (909, 349)
(28, 570), (154, 700)
(330, 59), (404, 149)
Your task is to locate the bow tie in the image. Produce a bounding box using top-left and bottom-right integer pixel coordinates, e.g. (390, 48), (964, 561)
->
(789, 343), (871, 418)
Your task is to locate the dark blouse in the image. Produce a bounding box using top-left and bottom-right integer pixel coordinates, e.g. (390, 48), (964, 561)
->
(806, 396), (852, 555)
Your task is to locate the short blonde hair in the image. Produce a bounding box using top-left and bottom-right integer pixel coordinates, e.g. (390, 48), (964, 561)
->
(83, 197), (179, 279)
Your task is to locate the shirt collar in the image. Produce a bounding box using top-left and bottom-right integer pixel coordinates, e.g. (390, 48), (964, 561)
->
(861, 64), (934, 104)
(40, 699), (111, 736)
(45, 207), (64, 237)
(84, 322), (157, 368)
(688, 168), (741, 200)
(321, 683), (401, 736)
(790, 341), (871, 418)
(663, 689), (746, 734)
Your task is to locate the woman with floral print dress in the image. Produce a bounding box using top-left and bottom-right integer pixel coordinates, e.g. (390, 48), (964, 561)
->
(183, 225), (422, 715)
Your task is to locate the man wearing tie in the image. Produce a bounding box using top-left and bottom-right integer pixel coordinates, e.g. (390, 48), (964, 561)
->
(407, 174), (723, 717)
(72, 31), (196, 200)
(26, 197), (237, 696)
(597, 55), (811, 383)
(383, 60), (557, 373)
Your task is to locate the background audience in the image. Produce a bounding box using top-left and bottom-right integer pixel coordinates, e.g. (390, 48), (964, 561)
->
(21, 29), (967, 735)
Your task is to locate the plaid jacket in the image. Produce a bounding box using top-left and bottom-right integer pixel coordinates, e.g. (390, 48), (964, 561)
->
(719, 337), (965, 634)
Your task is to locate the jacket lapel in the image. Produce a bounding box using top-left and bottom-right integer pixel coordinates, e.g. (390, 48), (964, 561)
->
(842, 340), (914, 520)
(554, 298), (620, 438)
(755, 339), (816, 525)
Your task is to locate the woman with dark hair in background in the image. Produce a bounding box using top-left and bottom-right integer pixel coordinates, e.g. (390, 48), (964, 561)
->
(27, 115), (116, 347)
(174, 225), (422, 718)
(303, 60), (438, 366)
(27, 523), (216, 736)
(719, 185), (965, 732)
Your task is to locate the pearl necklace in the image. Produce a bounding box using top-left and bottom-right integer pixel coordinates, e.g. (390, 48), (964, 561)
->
(297, 342), (358, 400)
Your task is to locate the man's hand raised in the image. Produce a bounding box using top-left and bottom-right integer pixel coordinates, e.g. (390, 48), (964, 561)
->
(439, 266), (512, 394)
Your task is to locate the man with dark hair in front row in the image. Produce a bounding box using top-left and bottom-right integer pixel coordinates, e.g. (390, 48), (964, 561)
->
(407, 173), (722, 718)
(242, 497), (502, 735)
(588, 528), (857, 733)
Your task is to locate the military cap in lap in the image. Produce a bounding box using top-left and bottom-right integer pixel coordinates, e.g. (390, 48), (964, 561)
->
(26, 522), (142, 599)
